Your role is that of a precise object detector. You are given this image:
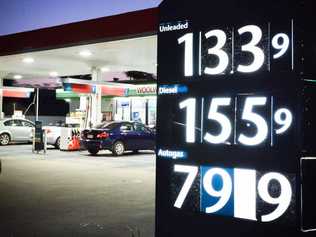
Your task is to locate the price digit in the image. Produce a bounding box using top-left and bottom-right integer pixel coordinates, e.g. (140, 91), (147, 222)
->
(174, 165), (198, 209)
(179, 98), (196, 143)
(204, 98), (232, 144)
(204, 30), (229, 75)
(272, 33), (290, 59)
(203, 168), (232, 213)
(178, 33), (194, 77)
(237, 25), (265, 73)
(274, 108), (293, 134)
(258, 172), (292, 222)
(238, 97), (268, 146)
(233, 169), (257, 220)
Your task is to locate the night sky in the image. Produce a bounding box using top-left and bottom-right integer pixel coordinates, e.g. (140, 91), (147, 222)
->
(0, 0), (163, 117)
(0, 0), (162, 36)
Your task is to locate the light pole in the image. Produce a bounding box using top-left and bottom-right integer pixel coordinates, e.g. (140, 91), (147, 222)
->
(90, 67), (102, 127)
(36, 88), (39, 121)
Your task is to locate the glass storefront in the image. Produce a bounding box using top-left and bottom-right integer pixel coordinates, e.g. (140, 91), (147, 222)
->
(113, 96), (156, 126)
(57, 84), (157, 127)
(147, 98), (156, 126)
(114, 97), (131, 121)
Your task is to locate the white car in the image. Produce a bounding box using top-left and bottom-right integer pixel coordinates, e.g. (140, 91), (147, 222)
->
(44, 123), (79, 149)
(0, 118), (34, 145)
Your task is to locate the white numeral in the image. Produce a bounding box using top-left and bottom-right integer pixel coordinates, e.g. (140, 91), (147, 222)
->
(274, 108), (293, 134)
(178, 26), (292, 76)
(203, 168), (232, 213)
(179, 98), (196, 143)
(204, 30), (229, 75)
(272, 33), (290, 59)
(258, 172), (292, 222)
(234, 169), (257, 220)
(238, 97), (268, 146)
(178, 33), (194, 77)
(174, 165), (198, 209)
(204, 98), (232, 144)
(237, 25), (265, 73)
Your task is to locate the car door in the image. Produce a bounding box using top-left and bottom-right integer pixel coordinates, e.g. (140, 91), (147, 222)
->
(7, 119), (25, 141)
(21, 120), (34, 141)
(119, 123), (138, 150)
(3, 120), (17, 140)
(133, 123), (155, 150)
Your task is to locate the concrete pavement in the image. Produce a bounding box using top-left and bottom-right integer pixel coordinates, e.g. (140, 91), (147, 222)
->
(0, 145), (155, 237)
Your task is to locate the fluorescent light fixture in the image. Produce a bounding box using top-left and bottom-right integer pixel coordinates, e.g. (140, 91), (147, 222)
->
(101, 67), (110, 72)
(49, 71), (59, 77)
(79, 50), (92, 57)
(13, 75), (23, 79)
(22, 57), (34, 64)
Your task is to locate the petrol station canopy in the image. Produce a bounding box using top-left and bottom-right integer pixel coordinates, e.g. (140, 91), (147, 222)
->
(0, 8), (158, 81)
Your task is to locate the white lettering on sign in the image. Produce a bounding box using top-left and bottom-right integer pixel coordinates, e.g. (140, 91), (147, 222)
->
(160, 22), (189, 33)
(158, 87), (178, 94)
(158, 149), (187, 159)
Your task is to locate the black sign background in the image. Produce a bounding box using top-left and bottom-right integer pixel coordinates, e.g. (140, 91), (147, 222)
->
(156, 0), (316, 236)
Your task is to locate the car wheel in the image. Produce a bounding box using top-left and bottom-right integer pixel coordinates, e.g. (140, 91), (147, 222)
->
(0, 133), (10, 146)
(54, 137), (61, 149)
(88, 148), (99, 156)
(112, 141), (125, 156)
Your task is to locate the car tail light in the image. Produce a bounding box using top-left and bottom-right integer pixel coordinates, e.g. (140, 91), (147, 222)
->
(97, 132), (109, 139)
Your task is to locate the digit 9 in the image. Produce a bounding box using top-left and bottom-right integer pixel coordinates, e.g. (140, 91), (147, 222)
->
(258, 172), (292, 222)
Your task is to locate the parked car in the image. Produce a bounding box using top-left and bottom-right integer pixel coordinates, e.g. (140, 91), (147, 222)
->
(81, 121), (155, 156)
(43, 122), (80, 149)
(0, 118), (34, 145)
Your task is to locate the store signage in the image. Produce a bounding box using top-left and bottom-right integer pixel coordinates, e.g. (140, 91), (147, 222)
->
(136, 85), (156, 95)
(128, 85), (157, 96)
(3, 90), (31, 98)
(63, 83), (95, 94)
(156, 0), (315, 236)
(3, 87), (34, 98)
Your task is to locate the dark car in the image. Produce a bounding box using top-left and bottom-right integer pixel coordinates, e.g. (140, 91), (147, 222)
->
(81, 121), (155, 156)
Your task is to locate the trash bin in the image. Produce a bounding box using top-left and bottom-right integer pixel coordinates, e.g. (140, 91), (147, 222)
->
(32, 121), (47, 154)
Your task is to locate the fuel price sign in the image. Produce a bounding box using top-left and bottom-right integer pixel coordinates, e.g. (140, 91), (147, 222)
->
(156, 0), (316, 237)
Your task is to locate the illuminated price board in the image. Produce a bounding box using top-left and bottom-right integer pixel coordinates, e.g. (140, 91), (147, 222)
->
(156, 0), (316, 236)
